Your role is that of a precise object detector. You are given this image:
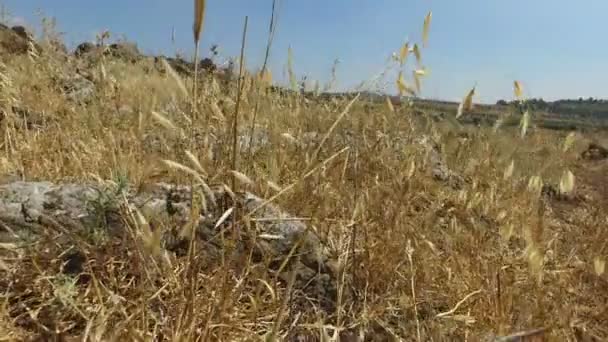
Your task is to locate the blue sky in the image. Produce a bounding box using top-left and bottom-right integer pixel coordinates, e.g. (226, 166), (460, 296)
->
(2, 0), (607, 103)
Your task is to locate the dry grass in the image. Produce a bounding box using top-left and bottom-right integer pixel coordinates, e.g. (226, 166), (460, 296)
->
(0, 5), (606, 342)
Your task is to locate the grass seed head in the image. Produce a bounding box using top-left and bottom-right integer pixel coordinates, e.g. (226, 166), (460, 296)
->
(595, 257), (606, 276)
(514, 80), (524, 100)
(457, 86), (475, 118)
(193, 0), (206, 45)
(399, 42), (410, 66)
(559, 169), (575, 195)
(413, 43), (422, 65)
(386, 96), (395, 112)
(397, 71), (416, 96)
(563, 131), (577, 152)
(520, 110), (530, 138)
(503, 159), (515, 180)
(423, 11), (432, 47)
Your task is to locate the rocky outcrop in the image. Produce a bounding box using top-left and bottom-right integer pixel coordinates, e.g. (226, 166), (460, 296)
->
(417, 135), (466, 189)
(154, 56), (218, 77)
(73, 41), (95, 57)
(0, 24), (36, 55)
(61, 74), (96, 104)
(73, 41), (141, 63)
(0, 180), (339, 310)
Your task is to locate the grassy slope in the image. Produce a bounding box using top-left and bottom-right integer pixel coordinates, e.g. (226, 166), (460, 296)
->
(0, 22), (607, 342)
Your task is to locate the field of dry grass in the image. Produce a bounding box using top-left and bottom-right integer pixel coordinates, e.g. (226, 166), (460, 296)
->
(0, 4), (607, 341)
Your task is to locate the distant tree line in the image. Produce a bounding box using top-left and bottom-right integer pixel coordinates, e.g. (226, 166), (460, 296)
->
(496, 97), (608, 120)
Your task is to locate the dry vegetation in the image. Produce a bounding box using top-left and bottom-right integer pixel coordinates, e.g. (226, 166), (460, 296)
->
(0, 2), (607, 341)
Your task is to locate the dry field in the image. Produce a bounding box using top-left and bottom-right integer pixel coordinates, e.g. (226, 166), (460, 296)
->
(0, 5), (607, 341)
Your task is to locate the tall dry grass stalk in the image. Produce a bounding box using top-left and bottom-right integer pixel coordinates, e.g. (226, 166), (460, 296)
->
(192, 0), (206, 119)
(175, 1), (207, 337)
(246, 0), (281, 167)
(232, 16), (249, 194)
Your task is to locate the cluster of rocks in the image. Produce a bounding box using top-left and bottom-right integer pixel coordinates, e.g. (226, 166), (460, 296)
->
(0, 22), (222, 78)
(0, 180), (340, 310)
(416, 135), (467, 189)
(0, 23), (38, 55)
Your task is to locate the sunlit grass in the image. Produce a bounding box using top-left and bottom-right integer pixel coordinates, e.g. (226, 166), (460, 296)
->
(0, 3), (606, 341)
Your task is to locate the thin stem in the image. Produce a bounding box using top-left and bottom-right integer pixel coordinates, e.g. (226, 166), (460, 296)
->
(185, 28), (201, 339)
(192, 42), (200, 122)
(246, 0), (281, 169)
(232, 16), (249, 193)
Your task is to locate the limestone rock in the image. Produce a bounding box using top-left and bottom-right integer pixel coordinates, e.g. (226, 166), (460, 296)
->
(63, 74), (96, 104)
(0, 180), (338, 310)
(73, 42), (95, 57)
(106, 42), (141, 62)
(417, 135), (466, 189)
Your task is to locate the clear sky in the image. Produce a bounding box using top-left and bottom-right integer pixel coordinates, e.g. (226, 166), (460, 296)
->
(2, 0), (607, 104)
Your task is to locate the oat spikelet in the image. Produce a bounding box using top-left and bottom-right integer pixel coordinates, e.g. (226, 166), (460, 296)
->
(503, 159), (514, 180)
(520, 110), (530, 138)
(514, 80), (524, 100)
(386, 96), (395, 112)
(407, 160), (416, 179)
(209, 100), (226, 121)
(456, 86), (475, 118)
(559, 169), (575, 195)
(423, 11), (432, 47)
(399, 42), (410, 66)
(162, 159), (207, 188)
(151, 111), (178, 132)
(563, 131), (577, 152)
(594, 257), (606, 276)
(527, 245), (544, 280)
(230, 170), (254, 186)
(161, 58), (189, 99)
(413, 70), (422, 93)
(280, 132), (298, 145)
(185, 150), (206, 175)
(414, 68), (427, 77)
(397, 71), (416, 96)
(528, 175), (543, 196)
(193, 0), (207, 45)
(413, 44), (422, 65)
(134, 208), (162, 257)
(267, 180), (282, 192)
